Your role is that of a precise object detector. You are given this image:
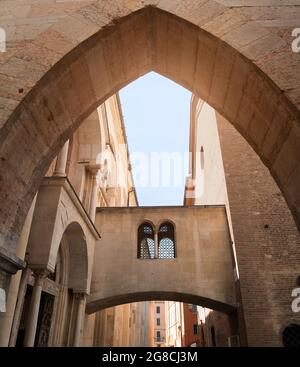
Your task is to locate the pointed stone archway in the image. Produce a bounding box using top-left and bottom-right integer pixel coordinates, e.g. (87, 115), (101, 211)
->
(0, 6), (300, 347)
(0, 7), (299, 258)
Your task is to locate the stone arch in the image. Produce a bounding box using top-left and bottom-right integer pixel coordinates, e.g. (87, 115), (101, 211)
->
(25, 176), (99, 295)
(86, 291), (236, 315)
(62, 222), (89, 293)
(137, 219), (156, 230)
(0, 6), (299, 255)
(27, 218), (89, 293)
(156, 218), (177, 234)
(55, 236), (69, 288)
(91, 205), (236, 319)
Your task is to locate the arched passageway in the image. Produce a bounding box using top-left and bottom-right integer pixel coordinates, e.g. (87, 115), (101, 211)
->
(88, 205), (236, 314)
(0, 7), (299, 257)
(88, 294), (238, 348)
(0, 4), (299, 348)
(87, 291), (236, 315)
(10, 221), (91, 347)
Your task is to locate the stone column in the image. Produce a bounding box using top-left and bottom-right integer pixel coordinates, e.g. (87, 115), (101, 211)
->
(23, 270), (47, 347)
(0, 247), (25, 345)
(154, 232), (158, 259)
(82, 313), (95, 346)
(73, 292), (86, 347)
(8, 267), (31, 346)
(53, 140), (69, 177)
(1, 194), (37, 347)
(89, 173), (98, 223)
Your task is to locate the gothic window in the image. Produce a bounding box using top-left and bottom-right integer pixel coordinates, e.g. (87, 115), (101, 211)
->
(138, 222), (155, 259)
(158, 222), (175, 259)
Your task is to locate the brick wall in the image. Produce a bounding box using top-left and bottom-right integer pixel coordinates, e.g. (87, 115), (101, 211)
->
(204, 310), (232, 347)
(217, 113), (300, 346)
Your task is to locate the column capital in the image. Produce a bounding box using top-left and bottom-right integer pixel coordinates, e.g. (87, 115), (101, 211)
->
(32, 269), (49, 285)
(154, 232), (158, 259)
(86, 164), (100, 177)
(73, 292), (87, 301)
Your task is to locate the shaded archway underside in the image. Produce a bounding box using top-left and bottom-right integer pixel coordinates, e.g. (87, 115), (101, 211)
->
(0, 7), (300, 254)
(86, 291), (237, 315)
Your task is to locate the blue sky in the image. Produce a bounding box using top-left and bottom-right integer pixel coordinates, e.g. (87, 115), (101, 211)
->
(119, 72), (191, 206)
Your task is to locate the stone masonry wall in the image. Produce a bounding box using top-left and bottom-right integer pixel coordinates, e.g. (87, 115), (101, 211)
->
(217, 113), (300, 346)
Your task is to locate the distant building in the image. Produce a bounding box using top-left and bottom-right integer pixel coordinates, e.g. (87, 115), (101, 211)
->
(182, 304), (200, 347)
(150, 301), (166, 347)
(165, 301), (183, 347)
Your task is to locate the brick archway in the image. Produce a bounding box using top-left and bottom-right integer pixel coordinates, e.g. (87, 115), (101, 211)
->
(0, 6), (299, 256)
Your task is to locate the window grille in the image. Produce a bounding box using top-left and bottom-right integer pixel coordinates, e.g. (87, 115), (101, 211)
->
(158, 222), (175, 259)
(138, 222), (155, 259)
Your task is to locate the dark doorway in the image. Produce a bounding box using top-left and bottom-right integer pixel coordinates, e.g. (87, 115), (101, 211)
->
(15, 285), (32, 347)
(34, 291), (55, 347)
(211, 325), (216, 347)
(282, 324), (300, 347)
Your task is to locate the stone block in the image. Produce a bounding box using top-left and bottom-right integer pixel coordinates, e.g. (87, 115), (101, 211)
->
(260, 102), (294, 165)
(272, 123), (300, 187)
(223, 21), (270, 49)
(118, 10), (152, 82)
(193, 30), (218, 101)
(209, 41), (236, 112)
(223, 55), (251, 123)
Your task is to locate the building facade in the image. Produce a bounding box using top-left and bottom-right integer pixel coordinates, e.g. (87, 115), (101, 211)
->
(186, 96), (300, 346)
(150, 301), (166, 347)
(165, 301), (183, 347)
(0, 94), (150, 347)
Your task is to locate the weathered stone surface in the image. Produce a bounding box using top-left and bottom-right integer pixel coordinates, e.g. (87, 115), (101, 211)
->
(202, 8), (248, 38)
(241, 33), (286, 61)
(273, 123), (300, 187)
(193, 31), (219, 101)
(208, 42), (236, 111)
(223, 55), (250, 123)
